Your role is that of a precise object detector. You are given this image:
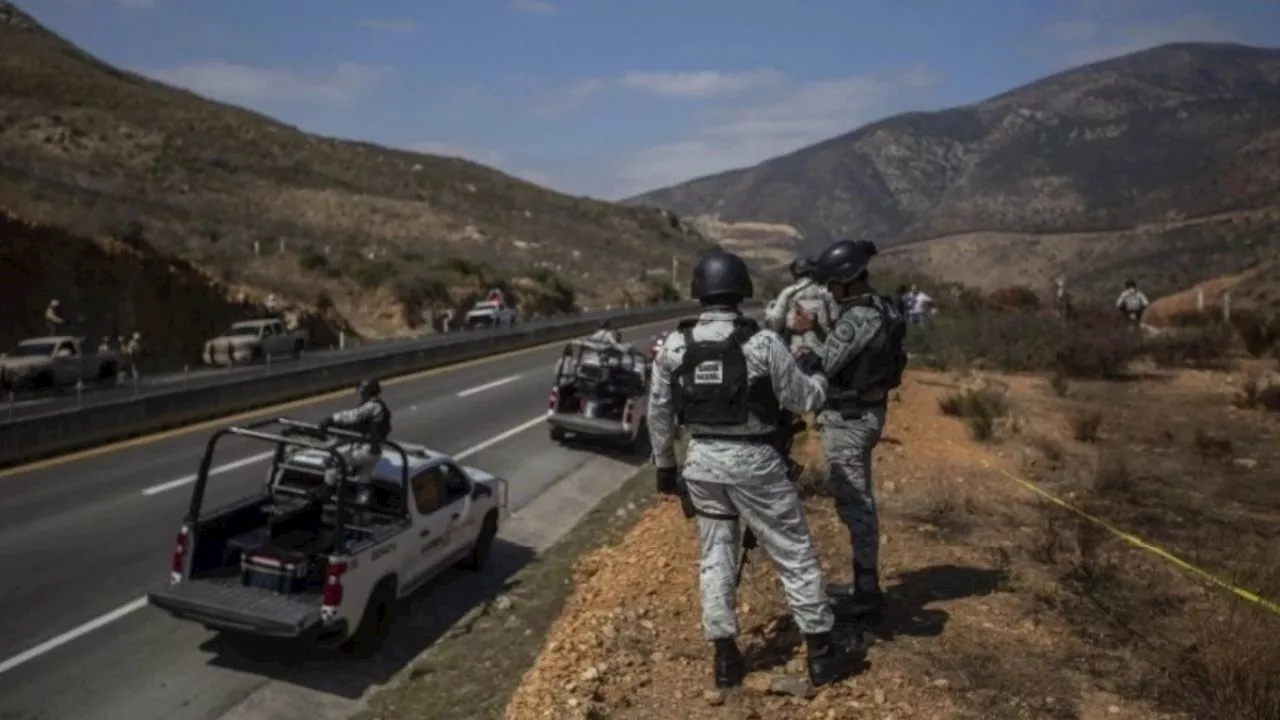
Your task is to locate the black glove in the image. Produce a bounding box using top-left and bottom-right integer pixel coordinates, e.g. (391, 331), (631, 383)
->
(656, 466), (680, 496)
(317, 417), (334, 431)
(795, 350), (824, 376)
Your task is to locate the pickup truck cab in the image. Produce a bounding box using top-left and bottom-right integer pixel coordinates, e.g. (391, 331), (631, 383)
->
(147, 418), (508, 654)
(203, 318), (308, 366)
(0, 335), (120, 392)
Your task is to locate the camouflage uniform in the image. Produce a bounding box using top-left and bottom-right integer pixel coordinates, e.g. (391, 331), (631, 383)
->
(649, 309), (832, 640)
(764, 278), (839, 353)
(815, 293), (896, 600)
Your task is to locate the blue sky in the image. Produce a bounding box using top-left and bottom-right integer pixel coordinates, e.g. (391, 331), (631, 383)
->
(20, 0), (1280, 199)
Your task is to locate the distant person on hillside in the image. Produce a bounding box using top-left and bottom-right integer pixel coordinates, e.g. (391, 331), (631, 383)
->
(1116, 279), (1150, 327)
(45, 299), (65, 335)
(906, 285), (932, 326)
(1053, 276), (1074, 319)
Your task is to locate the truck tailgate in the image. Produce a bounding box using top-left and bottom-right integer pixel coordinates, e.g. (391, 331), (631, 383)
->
(547, 413), (629, 437)
(148, 578), (324, 638)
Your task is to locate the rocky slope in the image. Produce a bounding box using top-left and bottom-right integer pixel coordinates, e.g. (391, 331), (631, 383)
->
(0, 1), (717, 336)
(629, 42), (1280, 304)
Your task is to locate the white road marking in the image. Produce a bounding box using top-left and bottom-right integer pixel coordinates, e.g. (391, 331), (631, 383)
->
(456, 374), (522, 398)
(140, 451), (274, 496)
(0, 415), (548, 677)
(0, 597), (149, 676)
(455, 415), (544, 459)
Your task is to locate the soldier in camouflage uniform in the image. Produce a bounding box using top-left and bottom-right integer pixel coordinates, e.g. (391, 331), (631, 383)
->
(649, 250), (853, 689)
(797, 239), (907, 619)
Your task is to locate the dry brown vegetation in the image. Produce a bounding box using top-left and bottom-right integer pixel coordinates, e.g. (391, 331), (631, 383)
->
(499, 297), (1280, 720)
(0, 2), (715, 336)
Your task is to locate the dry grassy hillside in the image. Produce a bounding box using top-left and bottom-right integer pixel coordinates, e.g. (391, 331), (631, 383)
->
(877, 208), (1280, 311)
(0, 1), (716, 335)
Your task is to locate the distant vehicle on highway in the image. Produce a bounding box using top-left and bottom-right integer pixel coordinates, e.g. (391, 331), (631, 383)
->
(202, 318), (308, 366)
(462, 289), (518, 330)
(147, 418), (508, 654)
(0, 335), (120, 392)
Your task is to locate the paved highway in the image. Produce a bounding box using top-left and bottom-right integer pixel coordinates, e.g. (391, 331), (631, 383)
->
(0, 309), (645, 424)
(0, 320), (672, 720)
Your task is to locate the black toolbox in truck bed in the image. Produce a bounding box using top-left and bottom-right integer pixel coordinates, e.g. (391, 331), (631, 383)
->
(147, 577), (335, 639)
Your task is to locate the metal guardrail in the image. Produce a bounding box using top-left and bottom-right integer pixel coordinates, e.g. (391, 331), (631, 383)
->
(0, 300), (757, 468)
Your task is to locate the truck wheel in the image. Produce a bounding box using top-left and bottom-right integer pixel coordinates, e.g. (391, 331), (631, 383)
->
(626, 419), (651, 457)
(98, 362), (117, 382)
(342, 580), (396, 657)
(291, 339), (304, 359)
(251, 346), (265, 363)
(549, 426), (566, 442)
(459, 512), (499, 571)
(34, 371), (54, 390)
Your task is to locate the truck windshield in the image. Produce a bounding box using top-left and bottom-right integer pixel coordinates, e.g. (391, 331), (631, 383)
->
(6, 342), (56, 357)
(225, 325), (262, 337)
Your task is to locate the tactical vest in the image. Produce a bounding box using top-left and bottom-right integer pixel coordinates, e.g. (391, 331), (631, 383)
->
(671, 316), (782, 440)
(826, 295), (907, 412)
(357, 398), (393, 450)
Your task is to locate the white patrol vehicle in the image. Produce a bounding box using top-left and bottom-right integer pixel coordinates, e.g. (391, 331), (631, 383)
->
(546, 338), (651, 453)
(462, 293), (518, 330)
(147, 418), (508, 655)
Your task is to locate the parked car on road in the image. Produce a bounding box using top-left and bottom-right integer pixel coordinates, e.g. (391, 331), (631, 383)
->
(0, 335), (120, 392)
(203, 318), (308, 366)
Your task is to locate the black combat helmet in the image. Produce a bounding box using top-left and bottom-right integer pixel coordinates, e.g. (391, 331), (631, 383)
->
(357, 378), (382, 401)
(788, 256), (815, 280)
(690, 250), (754, 303)
(813, 239), (875, 284)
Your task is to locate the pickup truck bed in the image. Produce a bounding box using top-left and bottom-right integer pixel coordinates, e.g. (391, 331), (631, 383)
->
(147, 576), (333, 639)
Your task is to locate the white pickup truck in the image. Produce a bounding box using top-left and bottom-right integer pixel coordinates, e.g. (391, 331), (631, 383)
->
(462, 297), (517, 330)
(147, 418), (508, 655)
(0, 335), (120, 392)
(203, 318), (308, 366)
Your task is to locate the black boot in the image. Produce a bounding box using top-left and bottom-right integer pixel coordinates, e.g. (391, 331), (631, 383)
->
(804, 632), (849, 686)
(827, 564), (885, 620)
(712, 638), (745, 688)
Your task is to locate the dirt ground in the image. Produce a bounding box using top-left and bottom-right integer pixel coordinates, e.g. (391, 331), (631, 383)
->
(503, 365), (1280, 720)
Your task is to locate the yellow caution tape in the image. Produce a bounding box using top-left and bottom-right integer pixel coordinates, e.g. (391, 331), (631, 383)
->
(983, 461), (1280, 617)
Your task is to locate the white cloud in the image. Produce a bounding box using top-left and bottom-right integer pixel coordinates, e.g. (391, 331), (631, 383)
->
(508, 0), (556, 14)
(358, 18), (420, 33)
(1048, 14), (1238, 66)
(146, 62), (386, 105)
(618, 69), (785, 98)
(616, 70), (933, 197)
